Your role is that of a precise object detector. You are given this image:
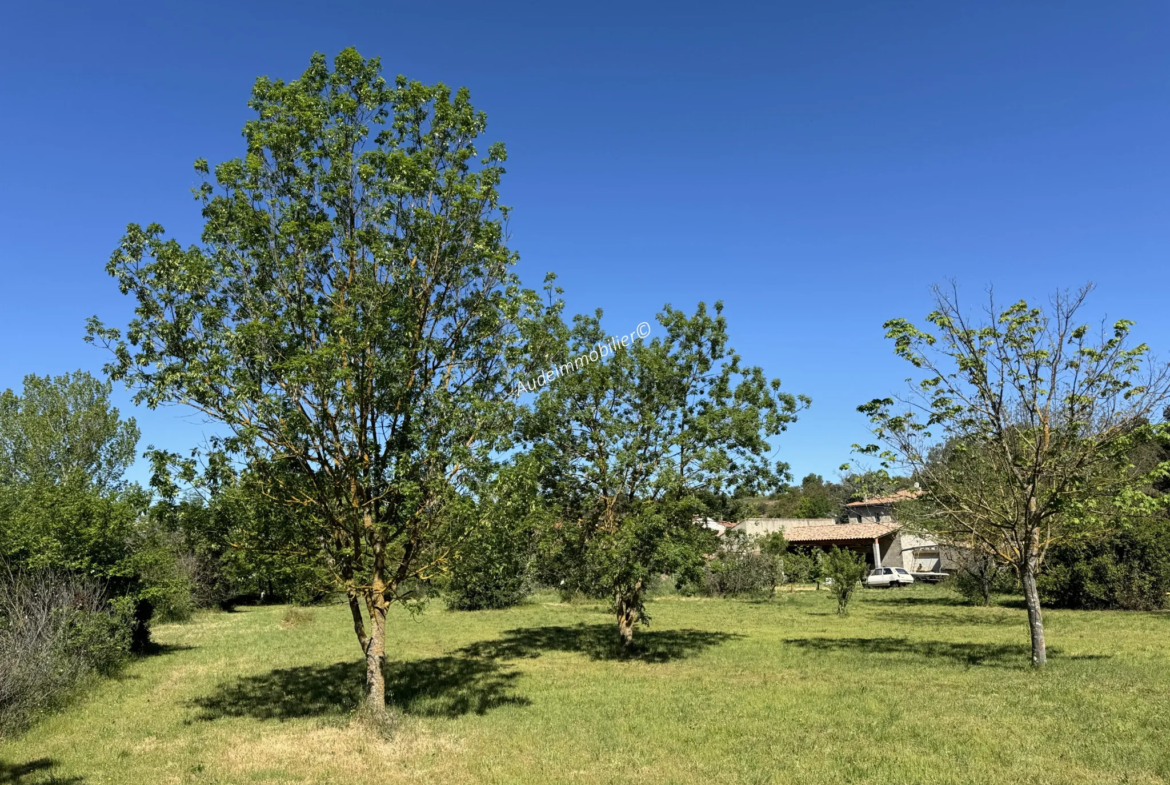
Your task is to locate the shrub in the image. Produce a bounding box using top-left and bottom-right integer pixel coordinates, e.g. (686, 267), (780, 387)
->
(444, 460), (544, 611)
(0, 568), (132, 736)
(824, 547), (866, 615)
(1038, 519), (1170, 610)
(783, 549), (827, 588)
(697, 531), (781, 599)
(444, 517), (537, 610)
(950, 550), (1017, 606)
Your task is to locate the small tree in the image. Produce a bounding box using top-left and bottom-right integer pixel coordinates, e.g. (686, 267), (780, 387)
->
(759, 531), (788, 596)
(858, 284), (1170, 665)
(809, 549), (826, 590)
(824, 547), (866, 615)
(526, 303), (806, 648)
(950, 543), (1016, 606)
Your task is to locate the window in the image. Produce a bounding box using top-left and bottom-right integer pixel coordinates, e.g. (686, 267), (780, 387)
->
(895, 569), (908, 575)
(884, 568), (894, 575)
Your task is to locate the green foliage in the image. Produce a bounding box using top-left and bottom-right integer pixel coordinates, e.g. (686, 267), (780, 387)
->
(444, 458), (545, 611)
(698, 530), (782, 598)
(824, 547), (865, 615)
(795, 493), (836, 519)
(150, 460), (334, 610)
(950, 552), (1018, 606)
(0, 371), (138, 492)
(0, 569), (132, 736)
(0, 372), (160, 649)
(781, 551), (813, 584)
(741, 470), (912, 520)
(524, 302), (806, 643)
(87, 48), (557, 708)
(1038, 519), (1170, 610)
(0, 371), (146, 576)
(856, 284), (1170, 664)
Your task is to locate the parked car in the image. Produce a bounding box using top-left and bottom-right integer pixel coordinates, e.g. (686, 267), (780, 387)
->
(865, 567), (915, 587)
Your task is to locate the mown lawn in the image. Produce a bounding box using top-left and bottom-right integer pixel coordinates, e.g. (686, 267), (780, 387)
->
(2, 585), (1168, 784)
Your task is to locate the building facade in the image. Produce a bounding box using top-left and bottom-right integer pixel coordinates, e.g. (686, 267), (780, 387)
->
(732, 491), (950, 573)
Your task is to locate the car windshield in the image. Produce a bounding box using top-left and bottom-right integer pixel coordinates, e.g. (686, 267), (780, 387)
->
(895, 569), (908, 574)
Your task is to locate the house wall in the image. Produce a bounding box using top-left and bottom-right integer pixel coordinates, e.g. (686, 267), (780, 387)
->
(845, 504), (896, 524)
(736, 519), (836, 537)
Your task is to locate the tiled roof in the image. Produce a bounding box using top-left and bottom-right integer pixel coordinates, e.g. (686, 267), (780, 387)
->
(844, 489), (921, 508)
(784, 522), (899, 542)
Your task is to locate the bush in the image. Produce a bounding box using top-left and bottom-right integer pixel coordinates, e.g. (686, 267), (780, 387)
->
(0, 568), (132, 736)
(783, 549), (827, 588)
(444, 460), (544, 611)
(1038, 520), (1170, 610)
(950, 550), (1017, 606)
(824, 547), (866, 615)
(444, 515), (537, 610)
(676, 531), (780, 599)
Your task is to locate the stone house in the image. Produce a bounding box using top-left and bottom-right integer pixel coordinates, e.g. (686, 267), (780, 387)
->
(732, 490), (951, 573)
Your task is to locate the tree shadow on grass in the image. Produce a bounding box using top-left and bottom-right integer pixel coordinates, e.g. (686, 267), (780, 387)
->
(863, 594), (970, 608)
(192, 622), (736, 723)
(140, 642), (197, 657)
(192, 654), (528, 722)
(457, 623), (741, 664)
(0, 758), (84, 784)
(873, 610), (1024, 627)
(784, 636), (1046, 667)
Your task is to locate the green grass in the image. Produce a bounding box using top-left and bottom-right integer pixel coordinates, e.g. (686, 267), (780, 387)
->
(2, 585), (1169, 784)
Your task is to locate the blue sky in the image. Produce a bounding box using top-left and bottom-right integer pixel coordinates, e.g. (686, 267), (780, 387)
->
(1, 1), (1168, 488)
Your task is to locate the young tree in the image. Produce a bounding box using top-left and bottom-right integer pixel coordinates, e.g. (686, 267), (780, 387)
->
(858, 284), (1170, 665)
(524, 303), (807, 648)
(823, 547), (865, 615)
(87, 49), (551, 713)
(950, 540), (1015, 606)
(759, 531), (788, 596)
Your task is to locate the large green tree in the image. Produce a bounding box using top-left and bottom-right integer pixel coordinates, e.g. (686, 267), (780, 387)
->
(525, 303), (806, 648)
(0, 371), (145, 576)
(88, 49), (551, 712)
(858, 285), (1170, 666)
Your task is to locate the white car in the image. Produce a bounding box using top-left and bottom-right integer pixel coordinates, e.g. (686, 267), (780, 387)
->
(866, 567), (915, 587)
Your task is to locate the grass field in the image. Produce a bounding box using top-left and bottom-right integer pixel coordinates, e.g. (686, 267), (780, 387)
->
(2, 585), (1168, 784)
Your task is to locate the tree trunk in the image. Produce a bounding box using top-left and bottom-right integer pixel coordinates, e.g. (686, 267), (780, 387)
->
(616, 590), (639, 650)
(1021, 562), (1047, 667)
(979, 561), (993, 607)
(364, 599), (388, 712)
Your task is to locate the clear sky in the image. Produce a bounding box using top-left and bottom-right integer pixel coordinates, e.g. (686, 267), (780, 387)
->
(1, 1), (1168, 487)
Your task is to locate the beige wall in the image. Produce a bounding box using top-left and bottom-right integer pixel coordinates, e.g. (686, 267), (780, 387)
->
(735, 518), (836, 537)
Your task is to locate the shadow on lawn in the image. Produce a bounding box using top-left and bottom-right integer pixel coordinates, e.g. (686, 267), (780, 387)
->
(784, 636), (1041, 667)
(873, 610), (1023, 627)
(863, 594), (970, 608)
(193, 654), (528, 721)
(194, 623), (737, 722)
(0, 758), (84, 784)
(459, 623), (740, 664)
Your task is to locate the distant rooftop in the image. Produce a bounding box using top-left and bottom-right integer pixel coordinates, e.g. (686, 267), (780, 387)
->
(785, 522), (900, 542)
